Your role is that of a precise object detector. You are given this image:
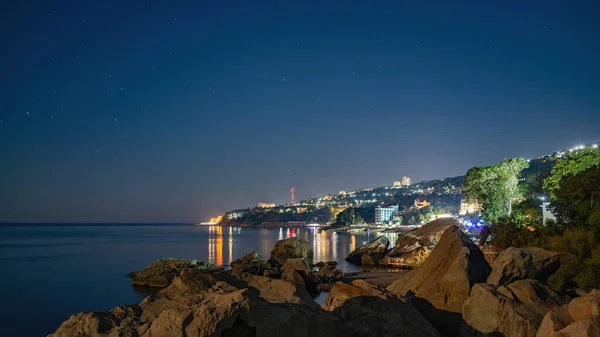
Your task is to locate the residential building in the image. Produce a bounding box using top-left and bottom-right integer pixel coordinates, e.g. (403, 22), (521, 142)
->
(459, 199), (483, 215)
(402, 176), (411, 186)
(375, 205), (399, 225)
(414, 198), (430, 209)
(393, 181), (402, 187)
(258, 202), (276, 208)
(338, 190), (346, 195)
(296, 207), (307, 213)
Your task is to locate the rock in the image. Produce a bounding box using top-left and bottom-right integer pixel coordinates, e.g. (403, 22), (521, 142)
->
(281, 258), (321, 296)
(537, 304), (574, 337)
(345, 235), (389, 265)
(361, 254), (376, 265)
(487, 247), (561, 286)
(246, 274), (316, 305)
(549, 317), (600, 337)
(381, 218), (458, 267)
(51, 278), (347, 337)
(568, 290), (600, 322)
(317, 265), (344, 281)
(230, 251), (281, 277)
(49, 305), (143, 337)
(461, 279), (570, 337)
(129, 258), (223, 288)
(317, 283), (334, 292)
(323, 280), (442, 337)
(271, 237), (314, 264)
(387, 225), (491, 337)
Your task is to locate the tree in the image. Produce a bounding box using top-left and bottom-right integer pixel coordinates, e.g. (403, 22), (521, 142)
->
(544, 148), (600, 198)
(465, 158), (529, 223)
(336, 208), (364, 226)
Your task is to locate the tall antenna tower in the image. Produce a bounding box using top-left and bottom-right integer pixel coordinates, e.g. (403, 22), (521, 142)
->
(290, 187), (295, 205)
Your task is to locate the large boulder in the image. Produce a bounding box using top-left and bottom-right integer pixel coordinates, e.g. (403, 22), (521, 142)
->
(487, 247), (561, 286)
(381, 218), (458, 267)
(281, 258), (321, 296)
(323, 280), (442, 337)
(271, 237), (314, 264)
(387, 225), (491, 337)
(345, 235), (389, 265)
(128, 258), (223, 288)
(461, 279), (570, 337)
(317, 265), (344, 281)
(537, 290), (600, 337)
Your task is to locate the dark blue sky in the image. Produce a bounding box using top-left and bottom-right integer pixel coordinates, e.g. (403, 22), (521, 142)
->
(1, 0), (599, 223)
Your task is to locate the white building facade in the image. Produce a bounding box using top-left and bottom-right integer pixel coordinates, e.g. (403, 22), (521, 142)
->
(375, 205), (399, 225)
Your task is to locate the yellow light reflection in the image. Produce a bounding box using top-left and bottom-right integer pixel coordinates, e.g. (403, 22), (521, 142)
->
(350, 235), (356, 252)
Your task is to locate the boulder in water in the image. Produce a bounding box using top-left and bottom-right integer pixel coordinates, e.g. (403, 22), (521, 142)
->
(345, 235), (389, 265)
(271, 237), (314, 264)
(128, 258), (223, 288)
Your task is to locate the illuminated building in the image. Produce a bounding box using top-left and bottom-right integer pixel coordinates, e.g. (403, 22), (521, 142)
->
(296, 207), (307, 213)
(402, 176), (411, 186)
(323, 195), (333, 201)
(541, 202), (556, 225)
(338, 190), (346, 195)
(459, 199), (482, 215)
(375, 205), (399, 225)
(393, 181), (402, 187)
(414, 198), (430, 209)
(258, 202), (276, 208)
(210, 216), (223, 223)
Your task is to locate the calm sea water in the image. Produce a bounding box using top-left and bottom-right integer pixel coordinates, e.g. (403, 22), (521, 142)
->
(0, 224), (393, 337)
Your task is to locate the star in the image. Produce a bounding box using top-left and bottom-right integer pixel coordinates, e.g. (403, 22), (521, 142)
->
(26, 111), (29, 115)
(114, 118), (117, 122)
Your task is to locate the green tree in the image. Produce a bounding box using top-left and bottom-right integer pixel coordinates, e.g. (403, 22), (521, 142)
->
(465, 158), (529, 223)
(548, 168), (600, 231)
(544, 148), (600, 198)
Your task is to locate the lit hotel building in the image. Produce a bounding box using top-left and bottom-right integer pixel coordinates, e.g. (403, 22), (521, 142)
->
(459, 199), (483, 215)
(402, 176), (411, 186)
(258, 202), (276, 208)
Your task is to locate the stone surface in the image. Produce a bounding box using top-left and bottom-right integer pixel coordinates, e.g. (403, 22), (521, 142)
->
(462, 279), (570, 337)
(568, 291), (600, 322)
(323, 280), (442, 337)
(128, 258), (223, 288)
(387, 225), (491, 337)
(281, 258), (320, 296)
(345, 235), (389, 265)
(487, 247), (561, 286)
(49, 305), (142, 337)
(317, 265), (344, 281)
(381, 218), (458, 267)
(51, 260), (347, 337)
(271, 237), (314, 264)
(230, 251), (281, 277)
(536, 290), (600, 337)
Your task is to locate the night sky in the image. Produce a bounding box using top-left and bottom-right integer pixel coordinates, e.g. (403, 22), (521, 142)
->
(1, 1), (599, 223)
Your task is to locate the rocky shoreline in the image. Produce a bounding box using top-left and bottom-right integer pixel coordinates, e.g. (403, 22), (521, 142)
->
(49, 222), (600, 337)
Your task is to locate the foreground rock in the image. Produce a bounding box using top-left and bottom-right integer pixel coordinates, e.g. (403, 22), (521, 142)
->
(271, 237), (314, 264)
(51, 265), (346, 337)
(487, 247), (561, 286)
(345, 235), (389, 265)
(461, 279), (570, 337)
(317, 265), (344, 282)
(128, 258), (223, 288)
(537, 289), (600, 337)
(323, 280), (442, 337)
(381, 218), (458, 267)
(387, 225), (491, 337)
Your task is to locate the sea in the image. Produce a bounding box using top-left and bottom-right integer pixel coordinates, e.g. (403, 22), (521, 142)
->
(0, 223), (395, 337)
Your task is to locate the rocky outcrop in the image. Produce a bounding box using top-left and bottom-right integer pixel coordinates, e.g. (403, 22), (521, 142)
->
(271, 237), (314, 264)
(51, 260), (347, 337)
(381, 218), (458, 267)
(323, 280), (442, 337)
(230, 251), (282, 277)
(537, 290), (600, 337)
(345, 235), (389, 265)
(487, 247), (561, 286)
(387, 225), (491, 337)
(314, 261), (338, 267)
(128, 258), (223, 288)
(461, 279), (570, 337)
(49, 305), (142, 337)
(281, 258), (321, 296)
